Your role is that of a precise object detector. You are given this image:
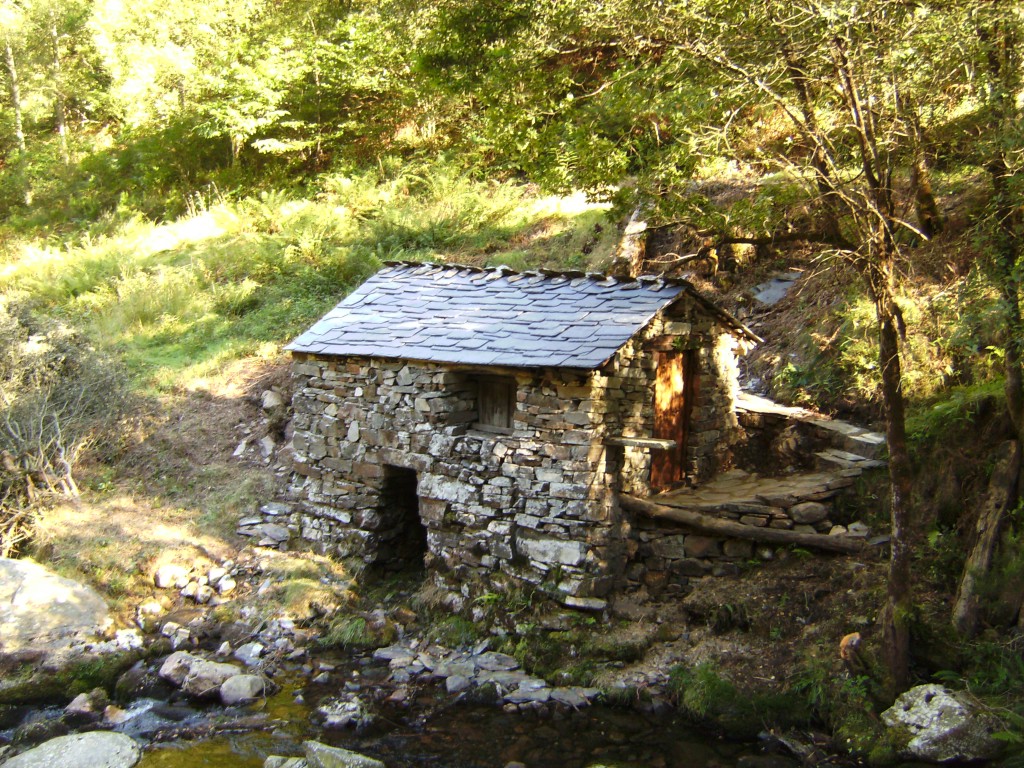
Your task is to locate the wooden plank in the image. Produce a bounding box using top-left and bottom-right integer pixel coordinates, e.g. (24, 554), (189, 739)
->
(620, 494), (866, 554)
(606, 436), (677, 450)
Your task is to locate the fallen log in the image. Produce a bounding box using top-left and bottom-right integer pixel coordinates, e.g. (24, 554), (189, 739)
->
(619, 494), (866, 554)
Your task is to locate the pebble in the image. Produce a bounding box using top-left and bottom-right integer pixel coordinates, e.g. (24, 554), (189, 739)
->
(234, 642), (265, 667)
(154, 563), (189, 589)
(195, 585), (215, 604)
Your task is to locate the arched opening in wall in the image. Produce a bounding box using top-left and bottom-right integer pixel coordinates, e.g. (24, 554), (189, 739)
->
(375, 465), (427, 573)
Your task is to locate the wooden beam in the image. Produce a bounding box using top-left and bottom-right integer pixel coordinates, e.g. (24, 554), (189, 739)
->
(606, 436), (677, 450)
(619, 494), (866, 554)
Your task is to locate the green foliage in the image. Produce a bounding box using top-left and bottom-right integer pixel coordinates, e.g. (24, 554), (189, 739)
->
(322, 616), (372, 649)
(950, 634), (1024, 697)
(428, 616), (480, 647)
(791, 656), (885, 756)
(0, 160), (611, 392)
(669, 663), (739, 720)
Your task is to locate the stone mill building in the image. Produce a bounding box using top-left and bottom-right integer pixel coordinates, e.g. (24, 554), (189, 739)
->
(285, 261), (759, 609)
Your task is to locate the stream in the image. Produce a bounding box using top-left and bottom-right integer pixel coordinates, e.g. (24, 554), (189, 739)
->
(135, 683), (759, 768)
(138, 702), (755, 768)
(3, 660), (774, 768)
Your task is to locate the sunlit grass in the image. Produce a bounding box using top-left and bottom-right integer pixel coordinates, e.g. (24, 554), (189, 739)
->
(0, 162), (614, 392)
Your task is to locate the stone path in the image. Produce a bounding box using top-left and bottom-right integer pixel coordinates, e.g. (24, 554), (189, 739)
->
(735, 391), (887, 461)
(649, 392), (888, 537)
(654, 468), (854, 510)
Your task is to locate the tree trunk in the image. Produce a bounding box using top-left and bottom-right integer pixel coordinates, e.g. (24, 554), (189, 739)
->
(3, 35), (25, 154)
(619, 495), (867, 554)
(48, 10), (69, 166)
(909, 118), (942, 239)
(3, 33), (31, 206)
(952, 441), (1020, 635)
(834, 25), (915, 695)
(781, 41), (845, 245)
(875, 296), (913, 697)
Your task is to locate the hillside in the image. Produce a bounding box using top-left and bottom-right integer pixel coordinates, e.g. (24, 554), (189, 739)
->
(1, 0), (1023, 761)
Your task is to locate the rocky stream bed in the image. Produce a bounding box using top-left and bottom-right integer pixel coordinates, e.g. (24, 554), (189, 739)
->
(0, 552), (1011, 768)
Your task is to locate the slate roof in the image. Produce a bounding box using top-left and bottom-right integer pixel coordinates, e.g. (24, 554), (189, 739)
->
(287, 261), (757, 369)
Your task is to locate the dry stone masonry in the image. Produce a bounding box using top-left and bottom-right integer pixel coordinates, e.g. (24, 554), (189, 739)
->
(282, 262), (758, 609)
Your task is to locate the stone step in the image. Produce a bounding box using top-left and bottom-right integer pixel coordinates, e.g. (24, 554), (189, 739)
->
(803, 417), (886, 458)
(839, 431), (887, 459)
(815, 448), (887, 472)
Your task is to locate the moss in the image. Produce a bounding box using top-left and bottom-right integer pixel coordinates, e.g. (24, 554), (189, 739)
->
(0, 651), (142, 705)
(866, 725), (912, 767)
(320, 614), (398, 650)
(428, 616), (481, 647)
(833, 709), (888, 759)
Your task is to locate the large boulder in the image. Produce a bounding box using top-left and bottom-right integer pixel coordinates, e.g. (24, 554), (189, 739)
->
(0, 558), (110, 658)
(2, 731), (140, 768)
(158, 651), (241, 699)
(881, 684), (1005, 763)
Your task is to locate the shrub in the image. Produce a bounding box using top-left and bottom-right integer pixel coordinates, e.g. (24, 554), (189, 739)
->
(0, 301), (131, 555)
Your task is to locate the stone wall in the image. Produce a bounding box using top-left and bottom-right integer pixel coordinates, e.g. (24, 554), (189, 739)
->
(288, 357), (622, 609)
(286, 295), (744, 609)
(595, 301), (741, 497)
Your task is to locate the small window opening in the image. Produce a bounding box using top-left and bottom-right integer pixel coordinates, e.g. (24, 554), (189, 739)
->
(376, 465), (426, 572)
(474, 376), (516, 434)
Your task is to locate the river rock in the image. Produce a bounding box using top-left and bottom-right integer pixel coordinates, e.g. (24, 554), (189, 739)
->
(265, 759), (307, 768)
(234, 642), (265, 666)
(788, 502), (828, 524)
(881, 683), (1005, 762)
(316, 694), (374, 730)
(475, 652), (519, 672)
(2, 732), (141, 768)
(64, 688), (109, 723)
(262, 390), (285, 410)
(220, 674), (266, 705)
(445, 675), (471, 693)
(115, 661), (172, 702)
(154, 564), (189, 589)
(0, 558), (111, 659)
(304, 740), (385, 768)
(194, 585), (215, 604)
(158, 651), (241, 699)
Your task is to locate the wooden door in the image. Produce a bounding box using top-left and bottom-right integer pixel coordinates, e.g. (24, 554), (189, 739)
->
(651, 350), (698, 490)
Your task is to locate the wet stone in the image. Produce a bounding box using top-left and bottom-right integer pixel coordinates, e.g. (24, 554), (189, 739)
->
(446, 675), (472, 693)
(474, 652), (519, 672)
(505, 686), (551, 704)
(550, 688), (588, 708)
